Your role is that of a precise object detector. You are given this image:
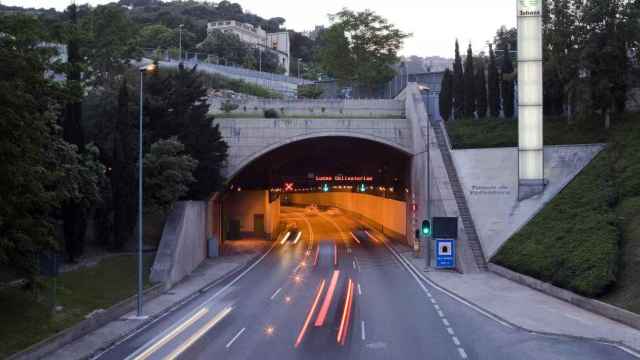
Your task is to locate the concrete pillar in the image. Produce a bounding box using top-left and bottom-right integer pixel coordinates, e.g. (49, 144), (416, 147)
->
(517, 0), (545, 200)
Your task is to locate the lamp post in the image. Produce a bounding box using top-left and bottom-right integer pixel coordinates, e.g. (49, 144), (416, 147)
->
(178, 24), (184, 62)
(136, 63), (156, 318)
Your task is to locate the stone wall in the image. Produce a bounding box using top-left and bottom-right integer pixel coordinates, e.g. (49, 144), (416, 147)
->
(210, 98), (405, 118)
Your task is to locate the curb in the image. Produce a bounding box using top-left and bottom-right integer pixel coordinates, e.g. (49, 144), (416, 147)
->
(389, 243), (640, 356)
(8, 283), (165, 360)
(488, 263), (640, 332)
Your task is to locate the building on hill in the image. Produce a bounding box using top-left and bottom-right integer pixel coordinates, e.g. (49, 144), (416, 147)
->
(207, 20), (291, 76)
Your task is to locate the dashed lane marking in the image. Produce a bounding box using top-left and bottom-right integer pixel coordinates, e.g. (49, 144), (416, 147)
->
(225, 328), (246, 349)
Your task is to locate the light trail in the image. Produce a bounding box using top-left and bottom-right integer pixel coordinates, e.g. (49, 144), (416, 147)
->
(280, 231), (291, 245)
(293, 231), (302, 244)
(315, 270), (340, 327)
(350, 232), (361, 244)
(164, 306), (233, 360)
(337, 279), (355, 345)
(294, 279), (326, 348)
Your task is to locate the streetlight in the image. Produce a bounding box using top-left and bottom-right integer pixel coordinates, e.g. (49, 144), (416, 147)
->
(136, 62), (157, 318)
(178, 24), (184, 61)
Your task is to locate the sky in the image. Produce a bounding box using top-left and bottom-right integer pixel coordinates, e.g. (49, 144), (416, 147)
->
(3, 0), (517, 58)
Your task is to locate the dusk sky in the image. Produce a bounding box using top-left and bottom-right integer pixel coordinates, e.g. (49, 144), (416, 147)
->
(4, 0), (517, 58)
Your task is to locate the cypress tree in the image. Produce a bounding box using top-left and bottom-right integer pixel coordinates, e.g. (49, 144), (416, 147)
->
(463, 44), (475, 118)
(501, 45), (515, 118)
(438, 68), (453, 121)
(452, 40), (464, 119)
(488, 44), (500, 118)
(62, 3), (88, 261)
(475, 60), (487, 118)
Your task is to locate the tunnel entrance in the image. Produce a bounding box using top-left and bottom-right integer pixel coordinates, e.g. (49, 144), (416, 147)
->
(215, 136), (412, 244)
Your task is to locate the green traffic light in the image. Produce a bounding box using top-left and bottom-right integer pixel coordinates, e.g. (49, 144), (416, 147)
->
(421, 220), (431, 236)
(359, 183), (366, 192)
(322, 183), (330, 192)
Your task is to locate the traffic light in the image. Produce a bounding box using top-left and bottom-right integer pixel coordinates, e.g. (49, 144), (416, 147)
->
(322, 183), (330, 192)
(358, 183), (366, 193)
(421, 219), (431, 236)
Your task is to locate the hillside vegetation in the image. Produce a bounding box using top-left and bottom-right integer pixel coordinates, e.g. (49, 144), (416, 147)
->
(490, 115), (640, 311)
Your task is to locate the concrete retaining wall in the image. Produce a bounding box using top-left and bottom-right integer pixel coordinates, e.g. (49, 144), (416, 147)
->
(489, 263), (640, 331)
(150, 201), (207, 288)
(210, 99), (405, 118)
(223, 190), (279, 240)
(288, 192), (406, 240)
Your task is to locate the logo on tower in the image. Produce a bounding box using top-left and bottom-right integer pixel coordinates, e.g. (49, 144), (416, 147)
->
(518, 0), (541, 16)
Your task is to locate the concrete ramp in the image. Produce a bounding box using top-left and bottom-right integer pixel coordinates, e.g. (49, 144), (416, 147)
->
(451, 144), (605, 259)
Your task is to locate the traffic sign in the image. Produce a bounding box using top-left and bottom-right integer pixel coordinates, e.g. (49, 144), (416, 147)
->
(284, 182), (294, 192)
(435, 239), (455, 268)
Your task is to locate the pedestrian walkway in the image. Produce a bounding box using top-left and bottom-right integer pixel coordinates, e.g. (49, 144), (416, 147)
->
(41, 246), (268, 360)
(392, 243), (640, 354)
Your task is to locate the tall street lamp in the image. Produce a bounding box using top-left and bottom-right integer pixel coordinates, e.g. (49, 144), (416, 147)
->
(136, 63), (157, 318)
(178, 24), (184, 61)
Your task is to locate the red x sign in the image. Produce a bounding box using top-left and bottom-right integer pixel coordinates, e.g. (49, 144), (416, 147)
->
(284, 182), (294, 192)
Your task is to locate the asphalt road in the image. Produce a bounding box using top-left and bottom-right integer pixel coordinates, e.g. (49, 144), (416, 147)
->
(94, 207), (637, 360)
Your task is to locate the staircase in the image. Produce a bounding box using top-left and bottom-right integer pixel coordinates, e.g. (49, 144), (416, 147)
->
(430, 120), (488, 271)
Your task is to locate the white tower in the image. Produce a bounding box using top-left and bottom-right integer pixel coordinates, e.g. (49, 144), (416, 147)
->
(517, 0), (545, 200)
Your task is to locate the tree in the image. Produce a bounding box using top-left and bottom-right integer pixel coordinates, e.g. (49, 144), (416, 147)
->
(199, 29), (250, 66)
(0, 15), (91, 281)
(317, 8), (410, 91)
(439, 68), (453, 121)
(475, 59), (488, 118)
(144, 138), (198, 215)
(111, 79), (138, 250)
(463, 44), (476, 118)
(138, 24), (176, 49)
(488, 44), (501, 118)
(297, 84), (324, 99)
(452, 40), (464, 119)
(146, 64), (228, 199)
(501, 44), (515, 118)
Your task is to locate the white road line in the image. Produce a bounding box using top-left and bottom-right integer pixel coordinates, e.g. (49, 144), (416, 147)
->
(613, 345), (640, 359)
(354, 257), (360, 271)
(452, 336), (461, 346)
(447, 327), (455, 335)
(270, 288), (282, 300)
(352, 260), (356, 269)
(437, 310), (444, 318)
(458, 348), (468, 359)
(361, 321), (366, 341)
(225, 328), (246, 349)
(357, 283), (362, 296)
(442, 318), (450, 326)
(434, 304), (440, 310)
(430, 298), (436, 304)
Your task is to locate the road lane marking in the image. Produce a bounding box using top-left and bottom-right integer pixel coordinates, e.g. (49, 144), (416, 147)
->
(431, 298), (437, 304)
(164, 306), (233, 360)
(354, 257), (360, 271)
(361, 321), (366, 341)
(447, 327), (454, 335)
(434, 305), (440, 310)
(334, 241), (338, 266)
(270, 288), (282, 300)
(315, 270), (340, 326)
(128, 308), (208, 360)
(458, 348), (468, 359)
(357, 283), (362, 296)
(452, 336), (461, 346)
(352, 260), (356, 269)
(437, 310), (444, 318)
(225, 328), (246, 349)
(442, 318), (450, 326)
(294, 279), (326, 348)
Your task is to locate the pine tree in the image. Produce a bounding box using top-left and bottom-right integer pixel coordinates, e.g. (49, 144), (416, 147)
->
(438, 69), (453, 121)
(475, 60), (487, 118)
(452, 40), (464, 119)
(463, 44), (475, 118)
(501, 44), (515, 118)
(488, 44), (501, 117)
